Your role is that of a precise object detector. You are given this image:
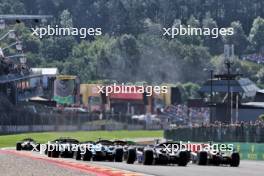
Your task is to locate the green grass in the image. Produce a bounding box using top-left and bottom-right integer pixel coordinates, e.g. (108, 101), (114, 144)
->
(0, 130), (163, 148)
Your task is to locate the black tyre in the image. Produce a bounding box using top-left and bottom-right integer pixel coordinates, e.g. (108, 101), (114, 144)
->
(51, 150), (60, 158)
(16, 143), (22, 151)
(143, 150), (153, 165)
(83, 151), (92, 161)
(178, 151), (189, 166)
(126, 148), (136, 164)
(62, 149), (74, 158)
(198, 151), (207, 165)
(92, 156), (97, 161)
(47, 150), (52, 157)
(108, 155), (114, 161)
(36, 144), (40, 152)
(212, 155), (221, 166)
(44, 144), (48, 155)
(68, 152), (74, 158)
(74, 150), (81, 160)
(230, 152), (240, 167)
(114, 148), (123, 162)
(93, 155), (102, 161)
(16, 142), (22, 151)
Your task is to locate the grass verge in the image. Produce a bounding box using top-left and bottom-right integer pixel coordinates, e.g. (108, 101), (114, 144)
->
(0, 130), (163, 148)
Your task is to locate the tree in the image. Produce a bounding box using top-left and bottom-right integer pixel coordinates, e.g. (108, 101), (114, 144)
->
(182, 82), (200, 99)
(202, 12), (223, 55)
(116, 34), (141, 80)
(224, 21), (249, 56)
(60, 9), (73, 28)
(180, 44), (211, 83)
(249, 17), (264, 53)
(40, 10), (76, 64)
(14, 23), (41, 67)
(108, 0), (130, 35)
(179, 15), (202, 45)
(0, 0), (25, 14)
(257, 67), (264, 85)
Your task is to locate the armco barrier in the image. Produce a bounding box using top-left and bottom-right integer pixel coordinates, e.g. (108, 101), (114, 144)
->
(56, 125), (79, 131)
(80, 125), (101, 131)
(0, 124), (161, 134)
(31, 125), (55, 132)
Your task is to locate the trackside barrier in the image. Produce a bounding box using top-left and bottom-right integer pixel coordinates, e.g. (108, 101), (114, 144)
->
(233, 143), (264, 160)
(31, 125), (55, 132)
(56, 125), (79, 131)
(164, 128), (264, 160)
(0, 124), (159, 134)
(164, 126), (264, 143)
(127, 125), (144, 130)
(80, 125), (101, 131)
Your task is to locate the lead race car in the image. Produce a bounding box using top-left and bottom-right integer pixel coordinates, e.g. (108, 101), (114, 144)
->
(124, 141), (190, 166)
(16, 138), (40, 151)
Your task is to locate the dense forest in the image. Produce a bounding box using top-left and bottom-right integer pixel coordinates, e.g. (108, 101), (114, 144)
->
(1, 0), (264, 94)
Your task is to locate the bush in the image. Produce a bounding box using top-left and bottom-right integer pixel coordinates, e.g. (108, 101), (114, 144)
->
(259, 114), (264, 121)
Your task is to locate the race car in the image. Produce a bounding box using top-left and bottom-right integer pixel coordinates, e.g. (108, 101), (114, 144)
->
(124, 142), (190, 166)
(73, 141), (94, 161)
(91, 139), (124, 162)
(191, 143), (240, 167)
(194, 150), (240, 167)
(46, 138), (79, 158)
(16, 138), (40, 151)
(74, 139), (130, 162)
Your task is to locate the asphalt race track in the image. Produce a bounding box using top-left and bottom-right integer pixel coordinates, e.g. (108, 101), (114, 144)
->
(93, 160), (264, 176)
(0, 151), (94, 176)
(0, 149), (263, 176)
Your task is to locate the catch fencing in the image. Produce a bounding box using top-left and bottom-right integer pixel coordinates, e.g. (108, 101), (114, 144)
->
(0, 112), (164, 134)
(164, 125), (264, 143)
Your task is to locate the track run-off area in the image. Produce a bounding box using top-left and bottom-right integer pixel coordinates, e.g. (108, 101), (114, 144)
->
(0, 149), (263, 176)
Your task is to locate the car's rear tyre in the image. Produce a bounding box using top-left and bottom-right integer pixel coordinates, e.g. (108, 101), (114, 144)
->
(44, 144), (48, 155)
(16, 143), (22, 151)
(143, 150), (153, 165)
(115, 148), (123, 162)
(36, 144), (40, 152)
(63, 150), (74, 158)
(93, 155), (102, 161)
(74, 150), (81, 160)
(51, 150), (60, 158)
(83, 151), (92, 161)
(126, 148), (136, 164)
(178, 151), (189, 166)
(47, 150), (52, 157)
(230, 152), (240, 167)
(198, 151), (207, 165)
